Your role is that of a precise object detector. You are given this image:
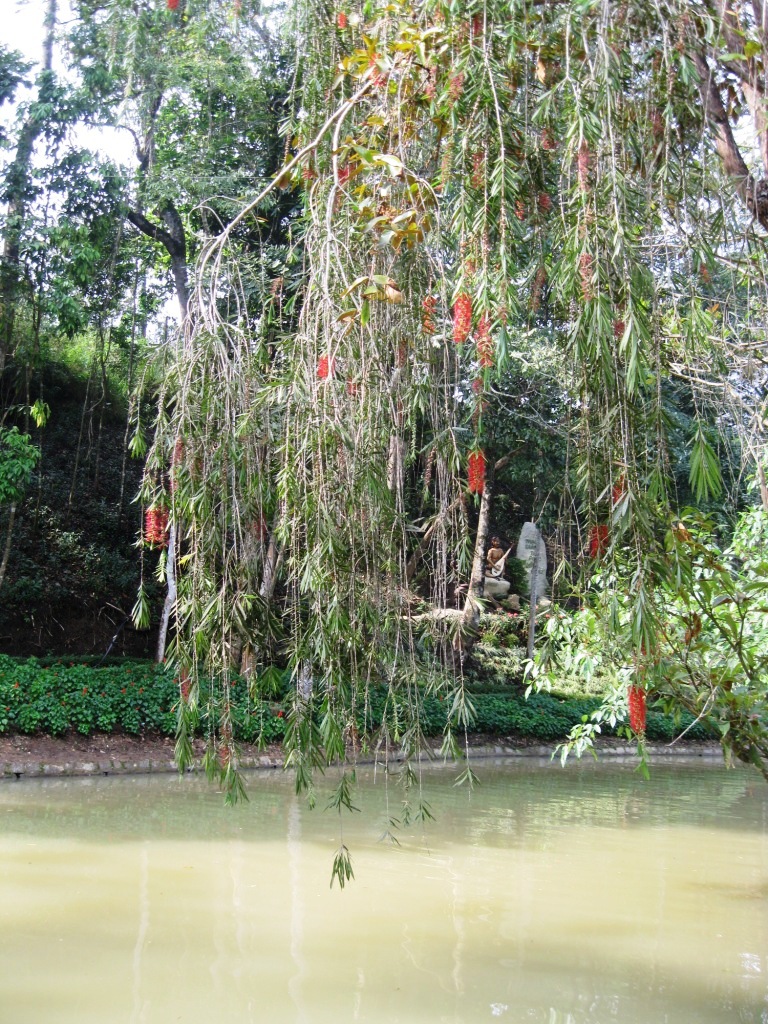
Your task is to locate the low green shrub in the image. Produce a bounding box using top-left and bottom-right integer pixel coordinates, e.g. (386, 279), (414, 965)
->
(0, 656), (288, 744)
(0, 655), (711, 746)
(356, 684), (712, 744)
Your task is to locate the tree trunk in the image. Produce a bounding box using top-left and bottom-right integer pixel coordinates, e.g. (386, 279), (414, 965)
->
(126, 203), (189, 322)
(0, 503), (16, 592)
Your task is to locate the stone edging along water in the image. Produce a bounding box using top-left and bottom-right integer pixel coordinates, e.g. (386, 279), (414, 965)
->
(0, 741), (725, 780)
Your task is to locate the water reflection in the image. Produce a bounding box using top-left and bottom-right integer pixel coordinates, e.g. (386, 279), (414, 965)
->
(0, 760), (766, 1023)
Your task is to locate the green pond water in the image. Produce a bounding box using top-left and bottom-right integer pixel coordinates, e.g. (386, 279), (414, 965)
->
(0, 757), (766, 1023)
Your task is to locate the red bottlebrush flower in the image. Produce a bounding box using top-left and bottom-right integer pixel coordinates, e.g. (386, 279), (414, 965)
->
(337, 164), (351, 187)
(448, 72), (465, 102)
(421, 295), (437, 335)
(167, 0), (179, 10)
(531, 265), (547, 312)
(471, 151), (484, 189)
(367, 56), (386, 88)
(301, 166), (316, 181)
(541, 128), (557, 151)
(628, 684), (646, 734)
(337, 11), (348, 28)
(471, 13), (483, 36)
(472, 376), (483, 394)
(613, 319), (625, 340)
(453, 292), (472, 344)
(467, 450), (487, 494)
(514, 199), (527, 221)
(588, 523), (609, 558)
(317, 355), (335, 379)
(145, 506), (169, 547)
(277, 709), (285, 718)
(424, 67), (437, 101)
(577, 140), (591, 191)
(593, 524), (610, 557)
(476, 313), (494, 367)
(579, 252), (593, 301)
(537, 191), (552, 213)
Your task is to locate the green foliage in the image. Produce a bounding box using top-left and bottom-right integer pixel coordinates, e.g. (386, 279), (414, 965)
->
(0, 656), (289, 743)
(689, 423), (723, 505)
(0, 654), (711, 748)
(531, 507), (768, 778)
(0, 428), (39, 505)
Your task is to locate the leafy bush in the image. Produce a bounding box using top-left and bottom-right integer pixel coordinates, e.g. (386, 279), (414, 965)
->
(0, 656), (287, 743)
(354, 682), (710, 744)
(0, 655), (711, 747)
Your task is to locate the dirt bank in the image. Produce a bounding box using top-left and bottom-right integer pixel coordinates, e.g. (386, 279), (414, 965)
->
(0, 731), (724, 779)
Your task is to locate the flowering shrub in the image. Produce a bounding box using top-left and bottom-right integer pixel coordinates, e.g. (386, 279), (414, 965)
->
(422, 295), (437, 334)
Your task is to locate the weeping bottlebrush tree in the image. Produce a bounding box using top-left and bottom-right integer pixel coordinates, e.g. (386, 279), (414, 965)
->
(139, 0), (768, 832)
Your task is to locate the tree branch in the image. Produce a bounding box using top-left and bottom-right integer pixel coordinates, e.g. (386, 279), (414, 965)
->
(692, 52), (768, 228)
(126, 207), (184, 259)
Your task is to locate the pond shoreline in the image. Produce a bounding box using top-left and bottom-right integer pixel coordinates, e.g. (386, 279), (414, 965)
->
(0, 732), (724, 779)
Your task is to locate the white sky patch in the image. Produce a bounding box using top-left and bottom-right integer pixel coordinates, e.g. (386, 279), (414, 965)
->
(4, 0), (54, 63)
(2, 0), (134, 164)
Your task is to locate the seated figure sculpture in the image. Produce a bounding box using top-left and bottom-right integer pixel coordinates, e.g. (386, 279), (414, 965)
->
(484, 536), (511, 600)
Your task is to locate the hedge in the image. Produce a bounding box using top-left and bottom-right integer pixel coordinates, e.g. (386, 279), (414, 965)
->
(0, 655), (712, 745)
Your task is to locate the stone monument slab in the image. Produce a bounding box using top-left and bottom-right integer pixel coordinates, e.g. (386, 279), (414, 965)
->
(516, 521), (548, 599)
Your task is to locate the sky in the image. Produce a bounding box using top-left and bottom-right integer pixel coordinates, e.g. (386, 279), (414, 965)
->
(2, 0), (134, 164)
(4, 0), (70, 64)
